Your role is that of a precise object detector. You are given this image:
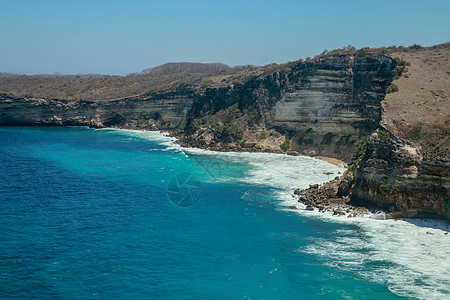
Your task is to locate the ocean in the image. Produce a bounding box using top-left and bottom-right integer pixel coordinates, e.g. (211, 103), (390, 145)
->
(0, 127), (448, 299)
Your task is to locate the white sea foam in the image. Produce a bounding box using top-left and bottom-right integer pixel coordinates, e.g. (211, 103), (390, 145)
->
(281, 193), (450, 299)
(182, 148), (345, 188)
(99, 128), (181, 150)
(299, 216), (450, 300)
(111, 128), (450, 300)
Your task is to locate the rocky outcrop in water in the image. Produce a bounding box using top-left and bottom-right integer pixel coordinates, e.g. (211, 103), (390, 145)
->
(353, 131), (450, 219)
(295, 129), (450, 220)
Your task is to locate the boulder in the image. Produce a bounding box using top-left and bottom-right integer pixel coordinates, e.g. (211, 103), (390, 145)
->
(243, 142), (257, 148)
(287, 150), (300, 156)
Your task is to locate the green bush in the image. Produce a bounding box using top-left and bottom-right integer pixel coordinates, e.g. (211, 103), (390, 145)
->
(336, 134), (351, 146)
(321, 132), (335, 145)
(409, 44), (423, 50)
(179, 119), (187, 130)
(443, 200), (450, 212)
(379, 178), (387, 195)
(387, 83), (399, 93)
(190, 116), (208, 132)
(356, 47), (370, 57)
(347, 136), (368, 172)
(377, 130), (390, 139)
(280, 139), (290, 151)
(201, 79), (214, 86)
(391, 184), (399, 193)
(271, 131), (281, 137)
(215, 124), (243, 142)
(222, 103), (242, 124)
(297, 136), (313, 145)
(259, 131), (267, 139)
(406, 125), (422, 141)
(297, 128), (314, 145)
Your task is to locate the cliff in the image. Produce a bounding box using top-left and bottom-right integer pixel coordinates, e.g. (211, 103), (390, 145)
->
(349, 44), (450, 219)
(178, 54), (396, 160)
(0, 44), (448, 219)
(294, 44), (450, 219)
(0, 53), (396, 161)
(0, 89), (194, 129)
(352, 131), (449, 219)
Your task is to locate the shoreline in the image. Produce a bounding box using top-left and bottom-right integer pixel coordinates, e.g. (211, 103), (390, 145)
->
(2, 125), (449, 300)
(113, 126), (447, 222)
(3, 124), (447, 223)
(113, 124), (350, 167)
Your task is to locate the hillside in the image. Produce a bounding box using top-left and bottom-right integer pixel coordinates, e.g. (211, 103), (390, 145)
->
(0, 63), (282, 101)
(381, 44), (450, 159)
(142, 62), (230, 75)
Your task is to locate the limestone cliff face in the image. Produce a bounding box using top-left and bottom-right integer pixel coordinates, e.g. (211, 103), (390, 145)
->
(352, 132), (450, 219)
(185, 54), (396, 159)
(1, 54), (396, 162)
(0, 89), (194, 129)
(269, 55), (395, 158)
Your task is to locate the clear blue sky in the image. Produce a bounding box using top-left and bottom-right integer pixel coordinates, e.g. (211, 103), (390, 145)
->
(1, 0), (449, 75)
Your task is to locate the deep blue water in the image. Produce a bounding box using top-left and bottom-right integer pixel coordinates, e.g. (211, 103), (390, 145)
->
(0, 127), (442, 299)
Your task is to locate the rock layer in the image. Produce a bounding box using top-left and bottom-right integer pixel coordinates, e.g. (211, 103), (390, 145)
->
(182, 54), (396, 160)
(353, 131), (450, 219)
(0, 89), (194, 129)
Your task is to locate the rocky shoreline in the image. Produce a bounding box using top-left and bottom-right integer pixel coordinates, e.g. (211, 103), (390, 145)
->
(111, 125), (449, 221)
(1, 44), (447, 221)
(114, 125), (417, 220)
(290, 174), (392, 219)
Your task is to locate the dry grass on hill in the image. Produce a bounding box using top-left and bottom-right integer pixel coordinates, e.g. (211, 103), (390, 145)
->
(381, 44), (450, 157)
(0, 63), (285, 102)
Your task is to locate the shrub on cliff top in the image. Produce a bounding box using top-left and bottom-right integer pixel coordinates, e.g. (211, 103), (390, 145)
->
(259, 131), (267, 139)
(377, 130), (390, 139)
(356, 47), (370, 57)
(386, 83), (399, 93)
(271, 131), (281, 137)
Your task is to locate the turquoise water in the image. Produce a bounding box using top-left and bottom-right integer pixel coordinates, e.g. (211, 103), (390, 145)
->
(0, 127), (448, 299)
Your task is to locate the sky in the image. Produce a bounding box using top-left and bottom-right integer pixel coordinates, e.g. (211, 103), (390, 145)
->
(0, 0), (449, 75)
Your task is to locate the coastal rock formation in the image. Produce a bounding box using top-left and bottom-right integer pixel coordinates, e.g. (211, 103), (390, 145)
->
(291, 44), (450, 220)
(0, 44), (448, 219)
(181, 54), (396, 159)
(0, 53), (396, 161)
(353, 131), (450, 219)
(0, 89), (194, 130)
(296, 131), (450, 219)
